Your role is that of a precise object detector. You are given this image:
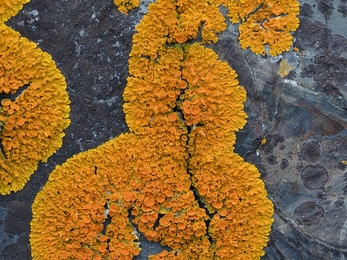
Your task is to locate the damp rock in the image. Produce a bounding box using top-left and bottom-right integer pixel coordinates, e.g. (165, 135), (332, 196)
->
(343, 173), (347, 195)
(266, 155), (278, 165)
(338, 3), (347, 18)
(272, 133), (285, 146)
(244, 151), (261, 164)
(296, 162), (304, 170)
(300, 141), (321, 162)
(316, 0), (334, 22)
(317, 191), (327, 200)
(261, 143), (274, 155)
(300, 164), (329, 190)
(252, 137), (263, 150)
(280, 158), (289, 170)
(287, 151), (293, 159)
(301, 3), (314, 18)
(335, 197), (344, 207)
(338, 162), (347, 171)
(294, 201), (324, 225)
(256, 164), (267, 178)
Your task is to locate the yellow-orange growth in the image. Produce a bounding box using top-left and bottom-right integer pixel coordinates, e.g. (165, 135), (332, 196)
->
(220, 0), (300, 56)
(31, 0), (276, 259)
(113, 0), (140, 14)
(0, 0), (70, 194)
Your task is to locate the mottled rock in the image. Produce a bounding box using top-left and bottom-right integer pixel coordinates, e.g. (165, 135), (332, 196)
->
(280, 158), (289, 170)
(300, 164), (329, 190)
(294, 201), (324, 225)
(1, 0), (347, 259)
(300, 141), (321, 162)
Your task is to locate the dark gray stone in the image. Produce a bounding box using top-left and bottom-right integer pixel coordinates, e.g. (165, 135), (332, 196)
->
(300, 164), (329, 190)
(300, 141), (321, 162)
(294, 201), (324, 225)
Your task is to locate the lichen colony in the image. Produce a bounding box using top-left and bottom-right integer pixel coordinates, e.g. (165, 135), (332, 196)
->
(0, 0), (70, 194)
(27, 0), (297, 258)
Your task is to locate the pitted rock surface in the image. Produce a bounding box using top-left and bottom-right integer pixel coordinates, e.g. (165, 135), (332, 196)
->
(294, 201), (324, 225)
(217, 0), (347, 258)
(300, 164), (329, 190)
(300, 141), (321, 162)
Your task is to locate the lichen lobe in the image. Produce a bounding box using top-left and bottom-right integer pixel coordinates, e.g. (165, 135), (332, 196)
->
(0, 0), (70, 194)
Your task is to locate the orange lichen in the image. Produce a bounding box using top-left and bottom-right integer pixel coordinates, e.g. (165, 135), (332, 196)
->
(0, 1), (70, 194)
(261, 137), (267, 145)
(31, 0), (273, 259)
(113, 0), (140, 14)
(0, 0), (30, 22)
(278, 59), (293, 78)
(220, 0), (300, 56)
(175, 34), (188, 44)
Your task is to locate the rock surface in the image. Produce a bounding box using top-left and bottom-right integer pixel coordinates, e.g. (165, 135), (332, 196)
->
(1, 0), (347, 259)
